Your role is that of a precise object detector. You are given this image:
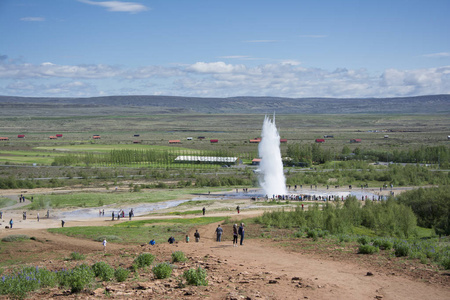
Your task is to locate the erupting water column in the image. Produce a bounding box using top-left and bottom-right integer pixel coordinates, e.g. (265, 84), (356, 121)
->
(257, 114), (287, 197)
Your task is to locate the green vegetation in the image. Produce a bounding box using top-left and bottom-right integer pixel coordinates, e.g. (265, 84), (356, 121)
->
(256, 197), (417, 238)
(68, 252), (85, 261)
(172, 251), (188, 263)
(91, 261), (115, 281)
(114, 267), (130, 282)
(396, 185), (450, 235)
(1, 235), (30, 242)
(183, 267), (208, 286)
(133, 253), (155, 269)
(152, 262), (173, 279)
(0, 197), (17, 209)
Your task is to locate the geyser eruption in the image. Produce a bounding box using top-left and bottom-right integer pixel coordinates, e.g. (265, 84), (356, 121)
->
(257, 114), (287, 196)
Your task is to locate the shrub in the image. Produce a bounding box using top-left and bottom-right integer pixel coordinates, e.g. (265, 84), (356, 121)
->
(358, 244), (379, 254)
(133, 253), (155, 269)
(94, 235), (122, 242)
(357, 236), (371, 245)
(372, 238), (393, 250)
(91, 262), (114, 281)
(172, 251), (187, 263)
(394, 241), (410, 257)
(183, 267), (208, 286)
(114, 267), (130, 282)
(59, 264), (95, 293)
(69, 252), (85, 261)
(1, 235), (29, 242)
(152, 262), (173, 279)
(306, 229), (319, 241)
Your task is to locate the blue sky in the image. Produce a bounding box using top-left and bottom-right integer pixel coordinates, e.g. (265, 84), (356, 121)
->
(1, 0), (449, 98)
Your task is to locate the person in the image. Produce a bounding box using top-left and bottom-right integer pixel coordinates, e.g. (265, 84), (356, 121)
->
(194, 229), (200, 242)
(185, 234), (190, 243)
(23, 211), (26, 220)
(168, 236), (175, 244)
(149, 239), (156, 245)
(112, 211), (115, 221)
(202, 207), (206, 216)
(102, 209), (105, 216)
(102, 239), (107, 252)
(9, 218), (13, 229)
(238, 223), (245, 245)
(0, 211), (3, 219)
(215, 224), (223, 242)
(129, 210), (132, 220)
(233, 224), (238, 247)
(61, 220), (65, 227)
(37, 213), (40, 222)
(236, 205), (240, 214)
(46, 210), (50, 219)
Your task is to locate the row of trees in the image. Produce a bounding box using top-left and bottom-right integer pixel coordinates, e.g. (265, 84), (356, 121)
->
(287, 144), (449, 167)
(256, 196), (417, 238)
(396, 185), (450, 235)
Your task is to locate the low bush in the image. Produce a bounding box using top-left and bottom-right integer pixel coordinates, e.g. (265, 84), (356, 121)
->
(114, 267), (130, 282)
(94, 235), (122, 242)
(133, 253), (155, 269)
(394, 241), (410, 257)
(357, 236), (371, 245)
(152, 262), (173, 279)
(91, 262), (114, 281)
(372, 238), (393, 250)
(358, 244), (379, 254)
(69, 252), (85, 261)
(1, 235), (30, 242)
(183, 267), (208, 286)
(58, 264), (95, 293)
(172, 251), (187, 263)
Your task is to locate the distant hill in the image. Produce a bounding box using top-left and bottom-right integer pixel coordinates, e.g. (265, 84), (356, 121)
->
(0, 94), (448, 116)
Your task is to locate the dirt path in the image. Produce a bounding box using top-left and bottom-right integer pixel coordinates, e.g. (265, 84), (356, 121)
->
(1, 187), (449, 299)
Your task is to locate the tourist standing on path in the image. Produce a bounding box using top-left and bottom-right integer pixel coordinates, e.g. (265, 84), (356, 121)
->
(9, 218), (13, 229)
(0, 211), (3, 219)
(46, 210), (50, 219)
(37, 213), (39, 222)
(61, 220), (65, 227)
(102, 239), (107, 252)
(202, 207), (206, 216)
(238, 223), (245, 245)
(194, 229), (200, 242)
(215, 225), (223, 242)
(233, 224), (238, 247)
(236, 206), (240, 214)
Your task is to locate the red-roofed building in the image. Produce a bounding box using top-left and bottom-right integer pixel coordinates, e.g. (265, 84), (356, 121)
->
(315, 139), (325, 143)
(169, 140), (181, 144)
(280, 139), (287, 143)
(252, 158), (262, 165)
(17, 134), (25, 138)
(56, 134), (63, 138)
(0, 137), (9, 141)
(210, 139), (219, 143)
(49, 136), (57, 139)
(93, 135), (101, 139)
(249, 138), (261, 143)
(350, 139), (362, 143)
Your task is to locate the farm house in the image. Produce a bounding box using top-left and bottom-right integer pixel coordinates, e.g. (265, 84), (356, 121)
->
(210, 139), (219, 143)
(350, 139), (362, 143)
(174, 155), (241, 165)
(315, 138), (325, 143)
(56, 134), (63, 138)
(249, 138), (261, 143)
(17, 134), (25, 138)
(93, 135), (101, 139)
(252, 158), (261, 165)
(49, 136), (57, 139)
(0, 137), (9, 141)
(280, 139), (287, 143)
(169, 140), (181, 144)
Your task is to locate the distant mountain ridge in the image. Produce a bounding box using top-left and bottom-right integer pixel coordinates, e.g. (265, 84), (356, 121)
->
(0, 94), (448, 116)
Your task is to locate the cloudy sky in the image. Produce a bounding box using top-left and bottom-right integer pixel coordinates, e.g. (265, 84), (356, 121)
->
(1, 0), (449, 98)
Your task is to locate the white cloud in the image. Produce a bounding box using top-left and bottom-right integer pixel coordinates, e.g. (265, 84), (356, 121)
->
(187, 62), (246, 74)
(20, 17), (45, 22)
(423, 52), (450, 58)
(78, 0), (149, 13)
(1, 57), (449, 98)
